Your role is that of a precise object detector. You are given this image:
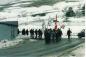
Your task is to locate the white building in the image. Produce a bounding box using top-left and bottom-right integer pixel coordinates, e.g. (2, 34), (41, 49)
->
(0, 21), (18, 40)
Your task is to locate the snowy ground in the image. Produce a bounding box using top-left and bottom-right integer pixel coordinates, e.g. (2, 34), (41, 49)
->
(0, 38), (84, 56)
(58, 43), (85, 57)
(0, 38), (23, 49)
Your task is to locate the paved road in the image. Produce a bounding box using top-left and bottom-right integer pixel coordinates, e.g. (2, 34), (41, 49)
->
(0, 38), (85, 57)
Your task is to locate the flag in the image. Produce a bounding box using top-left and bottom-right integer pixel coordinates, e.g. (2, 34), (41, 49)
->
(48, 16), (53, 26)
(42, 20), (46, 31)
(61, 24), (65, 29)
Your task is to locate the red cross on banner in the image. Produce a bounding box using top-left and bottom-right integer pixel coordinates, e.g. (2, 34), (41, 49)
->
(54, 15), (57, 30)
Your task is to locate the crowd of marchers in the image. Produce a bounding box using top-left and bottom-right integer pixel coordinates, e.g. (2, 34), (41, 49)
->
(44, 28), (72, 44)
(18, 28), (72, 44)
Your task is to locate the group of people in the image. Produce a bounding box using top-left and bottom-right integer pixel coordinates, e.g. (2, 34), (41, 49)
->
(18, 28), (72, 44)
(44, 28), (62, 44)
(18, 28), (43, 39)
(30, 29), (43, 39)
(17, 29), (29, 35)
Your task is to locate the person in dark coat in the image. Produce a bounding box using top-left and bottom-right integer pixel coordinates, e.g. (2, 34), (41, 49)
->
(55, 28), (62, 42)
(40, 29), (43, 39)
(32, 29), (34, 38)
(35, 29), (38, 39)
(44, 29), (51, 44)
(55, 29), (59, 42)
(58, 28), (63, 41)
(38, 29), (43, 39)
(30, 29), (32, 38)
(47, 29), (51, 44)
(44, 29), (48, 44)
(49, 29), (52, 38)
(17, 29), (20, 34)
(52, 29), (56, 43)
(22, 29), (25, 35)
(30, 29), (34, 38)
(38, 29), (40, 39)
(67, 28), (72, 40)
(26, 29), (29, 35)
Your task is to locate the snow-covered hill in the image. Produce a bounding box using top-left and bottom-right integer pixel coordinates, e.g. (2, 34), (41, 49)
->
(0, 0), (85, 34)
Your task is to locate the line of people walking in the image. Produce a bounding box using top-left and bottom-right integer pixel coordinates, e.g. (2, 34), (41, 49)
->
(17, 28), (72, 44)
(30, 29), (43, 39)
(18, 28), (43, 39)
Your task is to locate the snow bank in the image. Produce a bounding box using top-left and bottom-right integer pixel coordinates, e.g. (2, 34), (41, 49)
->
(0, 38), (23, 49)
(59, 43), (85, 57)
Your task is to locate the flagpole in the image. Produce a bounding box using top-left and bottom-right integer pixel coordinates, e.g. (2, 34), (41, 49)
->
(54, 15), (58, 30)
